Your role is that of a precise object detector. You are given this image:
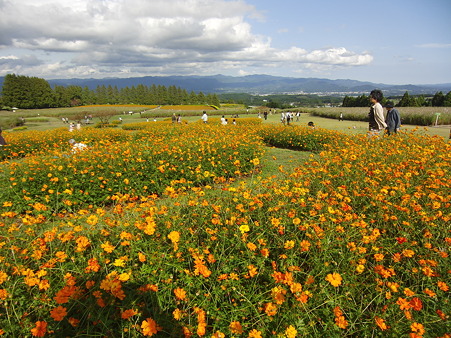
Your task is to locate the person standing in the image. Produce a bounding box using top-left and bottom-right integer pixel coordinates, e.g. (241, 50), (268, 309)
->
(201, 111), (208, 123)
(286, 111), (291, 125)
(69, 139), (87, 153)
(368, 89), (387, 136)
(0, 128), (7, 146)
(385, 102), (401, 135)
(280, 112), (286, 125)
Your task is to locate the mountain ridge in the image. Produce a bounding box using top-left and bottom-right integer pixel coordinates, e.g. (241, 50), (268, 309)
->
(1, 74), (450, 96)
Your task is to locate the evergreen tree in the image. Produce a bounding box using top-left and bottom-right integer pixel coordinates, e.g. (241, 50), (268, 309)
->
(1, 74), (53, 109)
(96, 85), (108, 104)
(398, 91), (418, 107)
(444, 91), (451, 107)
(431, 91), (445, 106)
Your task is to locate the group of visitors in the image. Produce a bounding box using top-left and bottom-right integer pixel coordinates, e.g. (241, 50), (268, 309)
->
(172, 113), (182, 124)
(368, 89), (401, 136)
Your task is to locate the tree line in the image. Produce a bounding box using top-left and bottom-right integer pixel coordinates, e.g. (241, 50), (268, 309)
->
(342, 91), (451, 107)
(0, 74), (221, 109)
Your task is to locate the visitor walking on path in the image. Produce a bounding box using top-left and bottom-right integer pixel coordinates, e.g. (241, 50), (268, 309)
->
(385, 102), (401, 135)
(368, 89), (387, 136)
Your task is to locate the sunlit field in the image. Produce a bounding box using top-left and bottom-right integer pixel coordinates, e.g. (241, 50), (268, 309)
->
(0, 108), (450, 337)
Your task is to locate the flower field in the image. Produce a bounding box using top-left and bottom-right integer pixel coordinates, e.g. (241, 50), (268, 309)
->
(0, 124), (450, 337)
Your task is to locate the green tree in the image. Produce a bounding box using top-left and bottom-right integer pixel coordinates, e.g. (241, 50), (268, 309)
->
(397, 91), (417, 107)
(432, 91), (445, 106)
(1, 74), (54, 109)
(96, 85), (108, 104)
(444, 91), (451, 107)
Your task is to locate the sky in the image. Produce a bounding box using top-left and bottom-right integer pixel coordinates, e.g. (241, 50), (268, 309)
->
(0, 0), (450, 85)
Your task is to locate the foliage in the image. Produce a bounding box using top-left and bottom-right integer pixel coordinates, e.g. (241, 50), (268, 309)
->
(308, 107), (451, 126)
(344, 91), (451, 108)
(1, 74), (55, 109)
(257, 125), (346, 151)
(0, 126), (450, 337)
(0, 125), (264, 214)
(219, 93), (343, 107)
(1, 73), (221, 109)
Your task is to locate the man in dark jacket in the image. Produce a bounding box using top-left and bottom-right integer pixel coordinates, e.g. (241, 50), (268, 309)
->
(385, 102), (401, 135)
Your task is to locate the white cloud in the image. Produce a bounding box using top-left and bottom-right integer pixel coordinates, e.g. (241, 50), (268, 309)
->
(0, 0), (373, 78)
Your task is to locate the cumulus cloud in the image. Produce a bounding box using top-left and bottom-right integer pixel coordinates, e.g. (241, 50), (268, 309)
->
(0, 0), (373, 78)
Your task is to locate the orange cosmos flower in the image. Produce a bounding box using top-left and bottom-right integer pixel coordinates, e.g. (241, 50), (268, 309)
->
(248, 329), (262, 338)
(101, 241), (115, 253)
(375, 316), (389, 331)
(31, 321), (47, 337)
(121, 309), (138, 320)
(396, 297), (411, 311)
(68, 317), (80, 327)
(174, 287), (187, 301)
(0, 271), (7, 285)
(300, 240), (311, 252)
(86, 215), (98, 226)
(246, 242), (257, 251)
(410, 322), (425, 336)
(141, 318), (161, 336)
(50, 305), (67, 321)
(410, 297), (423, 311)
(173, 308), (182, 320)
(138, 252), (147, 262)
(402, 249), (415, 258)
(404, 288), (415, 297)
(0, 289), (8, 300)
(284, 240), (295, 249)
(438, 281), (449, 291)
(271, 286), (287, 305)
(436, 309), (446, 320)
(264, 302), (278, 316)
(194, 259), (211, 278)
(54, 285), (79, 304)
(335, 315), (348, 329)
(374, 253), (384, 262)
(75, 236), (90, 252)
(168, 230), (180, 242)
(85, 258), (101, 273)
(229, 321), (243, 334)
(248, 265), (258, 277)
(423, 288), (436, 297)
(326, 272), (342, 287)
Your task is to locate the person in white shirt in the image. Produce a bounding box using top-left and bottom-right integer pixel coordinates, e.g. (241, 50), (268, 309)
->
(368, 89), (387, 136)
(202, 111), (208, 123)
(69, 139), (87, 153)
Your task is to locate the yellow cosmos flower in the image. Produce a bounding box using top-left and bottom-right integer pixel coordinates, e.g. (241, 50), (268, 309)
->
(239, 224), (250, 234)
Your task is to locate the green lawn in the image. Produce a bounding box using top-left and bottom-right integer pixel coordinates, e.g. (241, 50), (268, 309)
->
(2, 107), (450, 139)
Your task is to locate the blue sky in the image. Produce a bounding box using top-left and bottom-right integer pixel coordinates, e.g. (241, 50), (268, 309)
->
(1, 0), (450, 85)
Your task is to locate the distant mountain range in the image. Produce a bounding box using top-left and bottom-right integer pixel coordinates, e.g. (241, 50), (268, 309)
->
(1, 74), (450, 96)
